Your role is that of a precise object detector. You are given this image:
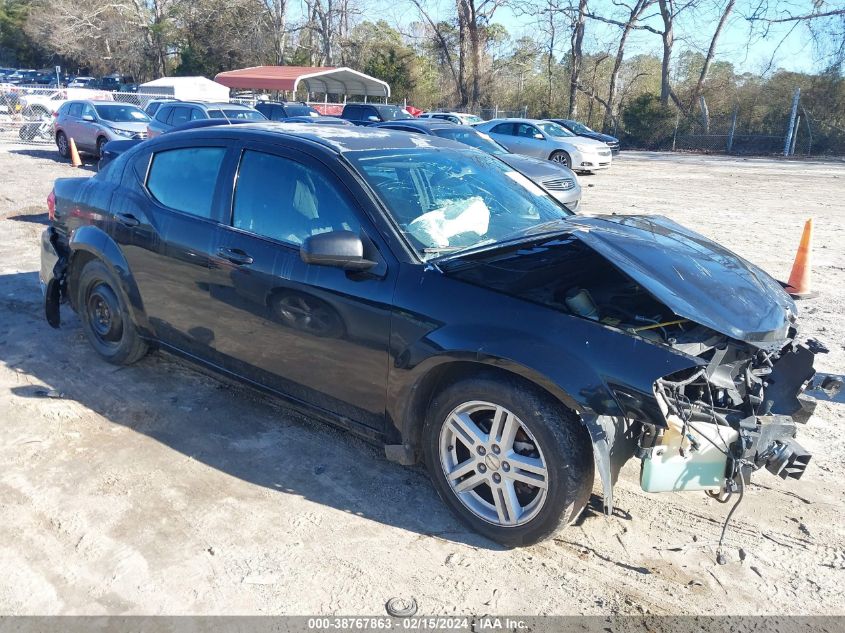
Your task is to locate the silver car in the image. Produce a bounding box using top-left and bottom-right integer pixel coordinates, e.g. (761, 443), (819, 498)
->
(146, 101), (265, 137)
(476, 118), (613, 172)
(54, 100), (150, 159)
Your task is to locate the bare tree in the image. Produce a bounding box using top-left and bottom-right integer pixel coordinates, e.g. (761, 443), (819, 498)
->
(687, 0), (735, 112)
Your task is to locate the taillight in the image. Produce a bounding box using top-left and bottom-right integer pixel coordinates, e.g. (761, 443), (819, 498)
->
(52, 110), (58, 118)
(47, 189), (56, 221)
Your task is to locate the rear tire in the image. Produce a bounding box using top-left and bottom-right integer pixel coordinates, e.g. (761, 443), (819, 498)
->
(423, 373), (594, 547)
(56, 132), (69, 158)
(77, 259), (148, 365)
(550, 150), (571, 168)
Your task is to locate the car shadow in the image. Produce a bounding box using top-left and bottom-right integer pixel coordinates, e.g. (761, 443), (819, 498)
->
(0, 269), (534, 549)
(10, 148), (97, 171)
(6, 212), (49, 225)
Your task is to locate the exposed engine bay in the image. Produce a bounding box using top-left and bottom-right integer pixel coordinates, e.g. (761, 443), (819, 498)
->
(444, 232), (828, 499)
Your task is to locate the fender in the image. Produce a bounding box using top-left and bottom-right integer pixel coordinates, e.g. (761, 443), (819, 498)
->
(68, 225), (151, 335)
(386, 320), (702, 511)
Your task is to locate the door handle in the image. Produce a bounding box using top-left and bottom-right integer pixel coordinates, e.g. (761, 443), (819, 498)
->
(217, 247), (253, 266)
(116, 212), (140, 227)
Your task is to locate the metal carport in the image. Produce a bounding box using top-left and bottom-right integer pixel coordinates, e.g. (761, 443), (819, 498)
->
(214, 66), (391, 99)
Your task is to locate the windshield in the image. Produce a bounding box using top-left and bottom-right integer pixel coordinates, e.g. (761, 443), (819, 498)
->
(461, 114), (484, 125)
(347, 148), (572, 260)
(287, 105), (319, 117)
(221, 109), (265, 121)
(94, 104), (150, 122)
(433, 128), (508, 156)
(378, 106), (413, 121)
(565, 120), (593, 134)
(536, 121), (576, 138)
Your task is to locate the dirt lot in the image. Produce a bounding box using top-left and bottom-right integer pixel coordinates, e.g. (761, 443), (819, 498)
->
(0, 143), (843, 616)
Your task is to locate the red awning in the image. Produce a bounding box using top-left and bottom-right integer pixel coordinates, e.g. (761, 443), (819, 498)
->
(214, 66), (390, 97)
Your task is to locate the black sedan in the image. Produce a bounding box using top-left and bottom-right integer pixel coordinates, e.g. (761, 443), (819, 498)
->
(546, 119), (620, 155)
(40, 123), (820, 546)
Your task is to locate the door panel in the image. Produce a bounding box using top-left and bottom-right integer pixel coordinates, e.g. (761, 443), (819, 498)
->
(205, 146), (395, 430)
(116, 143), (233, 356)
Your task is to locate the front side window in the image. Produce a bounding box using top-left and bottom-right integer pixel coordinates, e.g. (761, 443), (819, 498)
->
(516, 123), (540, 138)
(348, 148), (572, 259)
(491, 122), (514, 135)
(190, 108), (205, 121)
(147, 147), (226, 218)
(232, 150), (359, 245)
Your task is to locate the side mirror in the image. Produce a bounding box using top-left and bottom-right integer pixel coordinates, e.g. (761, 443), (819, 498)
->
(367, 115), (380, 122)
(533, 133), (544, 140)
(82, 114), (95, 122)
(300, 231), (377, 271)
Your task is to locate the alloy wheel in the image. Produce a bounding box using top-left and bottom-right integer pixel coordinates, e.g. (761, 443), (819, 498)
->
(438, 400), (549, 527)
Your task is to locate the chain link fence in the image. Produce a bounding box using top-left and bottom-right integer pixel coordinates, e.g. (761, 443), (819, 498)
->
(0, 85), (166, 146)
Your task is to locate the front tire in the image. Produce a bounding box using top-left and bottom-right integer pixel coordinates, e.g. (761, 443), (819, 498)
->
(423, 373), (594, 546)
(77, 259), (148, 365)
(56, 131), (69, 158)
(96, 136), (108, 159)
(549, 150), (571, 168)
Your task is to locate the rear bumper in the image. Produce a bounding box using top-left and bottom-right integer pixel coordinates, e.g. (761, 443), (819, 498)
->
(40, 227), (68, 327)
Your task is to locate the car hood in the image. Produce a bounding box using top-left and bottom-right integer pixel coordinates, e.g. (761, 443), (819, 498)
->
(555, 214), (796, 346)
(566, 136), (609, 150)
(578, 131), (617, 144)
(106, 121), (149, 133)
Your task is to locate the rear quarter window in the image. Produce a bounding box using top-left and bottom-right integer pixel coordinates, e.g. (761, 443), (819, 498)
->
(146, 147), (226, 219)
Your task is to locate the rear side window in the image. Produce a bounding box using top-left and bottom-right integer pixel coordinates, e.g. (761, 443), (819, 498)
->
(155, 106), (172, 123)
(146, 147), (226, 218)
(68, 103), (83, 117)
(232, 150), (359, 245)
(169, 107), (190, 126)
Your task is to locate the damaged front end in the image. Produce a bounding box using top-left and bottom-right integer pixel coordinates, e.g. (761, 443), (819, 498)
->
(643, 335), (820, 498)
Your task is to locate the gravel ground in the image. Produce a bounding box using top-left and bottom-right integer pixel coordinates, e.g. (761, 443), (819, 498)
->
(0, 143), (843, 616)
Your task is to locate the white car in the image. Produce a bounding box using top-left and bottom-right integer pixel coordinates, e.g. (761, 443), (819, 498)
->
(475, 118), (613, 172)
(18, 88), (114, 117)
(418, 111), (485, 125)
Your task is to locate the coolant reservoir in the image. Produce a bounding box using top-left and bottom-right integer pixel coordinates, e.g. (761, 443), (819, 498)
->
(640, 417), (738, 492)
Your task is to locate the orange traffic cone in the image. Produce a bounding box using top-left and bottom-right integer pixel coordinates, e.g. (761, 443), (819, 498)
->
(784, 218), (817, 299)
(69, 137), (82, 168)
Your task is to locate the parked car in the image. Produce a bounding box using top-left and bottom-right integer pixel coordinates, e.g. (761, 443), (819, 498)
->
(476, 118), (612, 172)
(255, 101), (320, 120)
(283, 115), (352, 125)
(418, 111), (485, 125)
(18, 87), (114, 117)
(68, 76), (97, 88)
(6, 69), (38, 85)
(373, 119), (582, 210)
(146, 101), (265, 137)
(54, 100), (150, 158)
(546, 119), (620, 155)
(340, 102), (414, 125)
(41, 123), (821, 546)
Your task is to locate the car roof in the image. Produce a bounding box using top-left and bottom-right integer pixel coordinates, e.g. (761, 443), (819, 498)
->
(161, 122), (468, 153)
(483, 118), (547, 125)
(344, 102), (403, 108)
(374, 119), (459, 133)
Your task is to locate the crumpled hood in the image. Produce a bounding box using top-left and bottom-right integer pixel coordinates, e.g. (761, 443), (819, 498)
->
(563, 214), (797, 346)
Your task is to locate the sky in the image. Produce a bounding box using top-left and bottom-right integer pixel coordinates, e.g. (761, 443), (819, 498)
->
(374, 0), (823, 77)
